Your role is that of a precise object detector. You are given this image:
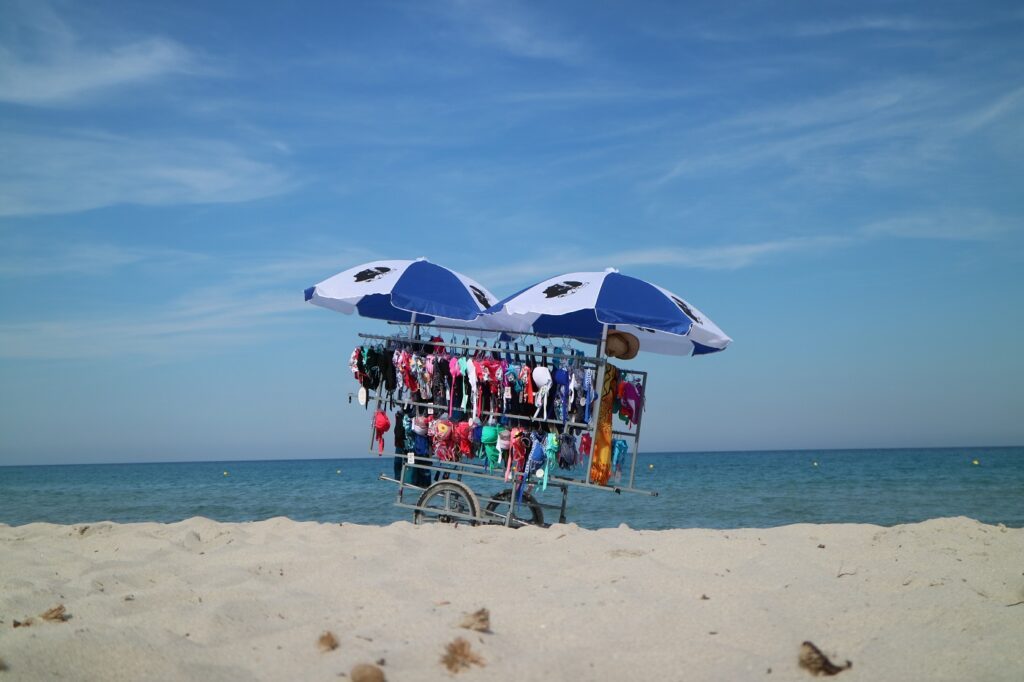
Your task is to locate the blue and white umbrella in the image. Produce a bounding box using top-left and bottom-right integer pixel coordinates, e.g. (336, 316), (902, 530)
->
(305, 258), (497, 323)
(482, 268), (731, 356)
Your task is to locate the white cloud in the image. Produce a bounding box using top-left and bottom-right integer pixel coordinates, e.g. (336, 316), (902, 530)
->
(0, 130), (292, 216)
(0, 2), (197, 105)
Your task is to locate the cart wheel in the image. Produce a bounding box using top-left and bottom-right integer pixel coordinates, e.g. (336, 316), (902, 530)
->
(484, 488), (545, 528)
(413, 480), (480, 526)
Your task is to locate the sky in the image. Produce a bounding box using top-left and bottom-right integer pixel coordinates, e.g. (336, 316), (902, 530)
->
(1, 0), (1022, 465)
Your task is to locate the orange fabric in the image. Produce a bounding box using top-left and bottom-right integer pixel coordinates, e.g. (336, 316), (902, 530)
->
(589, 364), (618, 485)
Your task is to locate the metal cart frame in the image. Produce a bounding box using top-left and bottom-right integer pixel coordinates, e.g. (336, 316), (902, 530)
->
(357, 322), (656, 527)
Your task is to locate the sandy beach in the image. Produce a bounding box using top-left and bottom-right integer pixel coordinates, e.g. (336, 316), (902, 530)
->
(1, 516), (1022, 681)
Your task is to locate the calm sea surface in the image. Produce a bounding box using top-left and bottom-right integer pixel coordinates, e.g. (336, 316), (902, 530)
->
(1, 448), (1021, 529)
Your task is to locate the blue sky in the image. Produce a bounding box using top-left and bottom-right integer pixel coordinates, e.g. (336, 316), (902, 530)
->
(1, 0), (1022, 465)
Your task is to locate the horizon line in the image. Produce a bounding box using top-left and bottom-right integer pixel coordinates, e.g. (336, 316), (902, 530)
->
(2, 444), (1020, 468)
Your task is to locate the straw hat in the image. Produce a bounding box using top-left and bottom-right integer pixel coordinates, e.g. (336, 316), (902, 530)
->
(605, 331), (639, 360)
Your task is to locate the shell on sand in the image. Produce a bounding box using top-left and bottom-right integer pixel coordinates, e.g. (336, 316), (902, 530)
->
(350, 663), (386, 682)
(317, 631), (339, 652)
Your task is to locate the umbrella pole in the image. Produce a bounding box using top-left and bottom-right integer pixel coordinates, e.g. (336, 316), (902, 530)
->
(408, 312), (418, 340)
(587, 324), (609, 486)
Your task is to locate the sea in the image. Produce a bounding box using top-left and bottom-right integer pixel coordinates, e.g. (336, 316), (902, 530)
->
(1, 447), (1021, 529)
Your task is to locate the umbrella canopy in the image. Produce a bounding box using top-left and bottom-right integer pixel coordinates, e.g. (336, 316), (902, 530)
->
(481, 268), (731, 356)
(305, 258), (497, 323)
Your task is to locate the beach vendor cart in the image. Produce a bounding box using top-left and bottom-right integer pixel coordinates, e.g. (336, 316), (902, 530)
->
(306, 260), (731, 527)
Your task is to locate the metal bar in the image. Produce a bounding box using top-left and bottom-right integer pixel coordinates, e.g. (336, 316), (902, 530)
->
(587, 324), (609, 486)
(629, 369), (649, 490)
(379, 457), (657, 496)
(379, 473), (426, 491)
(357, 332), (605, 365)
(398, 461), (407, 504)
(384, 395), (592, 430)
(392, 502), (482, 525)
(546, 473), (658, 497)
(386, 320), (605, 345)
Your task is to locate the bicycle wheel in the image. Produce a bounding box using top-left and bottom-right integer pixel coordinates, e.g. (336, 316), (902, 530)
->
(483, 488), (545, 528)
(413, 480), (480, 525)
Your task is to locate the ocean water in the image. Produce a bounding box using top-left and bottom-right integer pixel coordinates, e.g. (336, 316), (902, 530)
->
(1, 448), (1021, 529)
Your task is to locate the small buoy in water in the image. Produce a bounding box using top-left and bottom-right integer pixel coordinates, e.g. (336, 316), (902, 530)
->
(223, 471), (229, 476)
(648, 463), (654, 469)
(812, 461), (819, 467)
(972, 459), (980, 466)
(336, 469), (341, 474)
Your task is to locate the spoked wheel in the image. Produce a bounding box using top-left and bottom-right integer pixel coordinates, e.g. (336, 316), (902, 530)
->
(484, 488), (545, 528)
(413, 480), (480, 525)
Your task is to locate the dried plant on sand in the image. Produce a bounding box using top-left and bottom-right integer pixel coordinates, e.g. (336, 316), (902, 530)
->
(799, 641), (852, 676)
(441, 637), (485, 673)
(40, 605), (69, 623)
(458, 608), (491, 633)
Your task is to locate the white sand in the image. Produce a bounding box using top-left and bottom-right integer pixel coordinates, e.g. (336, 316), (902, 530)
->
(1, 517), (1022, 681)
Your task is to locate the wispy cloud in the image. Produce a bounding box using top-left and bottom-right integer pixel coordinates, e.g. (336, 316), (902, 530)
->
(473, 212), (1015, 289)
(861, 212), (1020, 241)
(0, 243), (373, 359)
(684, 10), (1022, 42)
(435, 0), (584, 62)
(229, 247), (379, 284)
(0, 130), (292, 216)
(651, 77), (1024, 188)
(0, 242), (206, 277)
(0, 1), (197, 105)
(498, 85), (694, 106)
(791, 16), (974, 37)
(0, 290), (302, 360)
(958, 85), (1024, 132)
(474, 236), (848, 287)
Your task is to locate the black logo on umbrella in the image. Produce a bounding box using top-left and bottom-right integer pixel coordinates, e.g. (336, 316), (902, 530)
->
(670, 295), (702, 323)
(353, 266), (392, 283)
(469, 285), (492, 309)
(543, 281), (587, 298)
